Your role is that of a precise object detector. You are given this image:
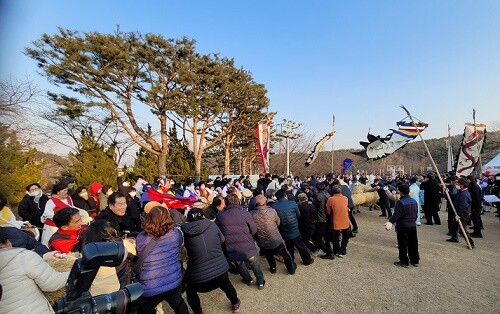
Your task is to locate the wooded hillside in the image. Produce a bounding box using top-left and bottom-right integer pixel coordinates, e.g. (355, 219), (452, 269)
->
(270, 130), (500, 177)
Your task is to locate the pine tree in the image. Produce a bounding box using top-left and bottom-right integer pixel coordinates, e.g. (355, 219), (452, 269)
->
(132, 147), (158, 184)
(166, 126), (195, 179)
(69, 129), (117, 187)
(0, 125), (45, 205)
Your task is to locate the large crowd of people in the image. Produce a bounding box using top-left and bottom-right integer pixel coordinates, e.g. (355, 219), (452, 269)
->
(0, 170), (498, 313)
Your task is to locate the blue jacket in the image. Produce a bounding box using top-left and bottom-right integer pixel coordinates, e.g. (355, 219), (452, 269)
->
(454, 189), (472, 215)
(136, 228), (183, 297)
(272, 198), (301, 240)
(389, 195), (418, 228)
(215, 204), (257, 262)
(340, 184), (354, 209)
(181, 219), (228, 283)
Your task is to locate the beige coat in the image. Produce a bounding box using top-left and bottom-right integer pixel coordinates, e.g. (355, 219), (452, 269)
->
(0, 248), (69, 313)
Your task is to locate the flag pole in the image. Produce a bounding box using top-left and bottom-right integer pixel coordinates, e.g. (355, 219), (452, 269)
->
(401, 105), (473, 250)
(446, 124), (454, 173)
(472, 109), (483, 174)
(331, 114), (336, 174)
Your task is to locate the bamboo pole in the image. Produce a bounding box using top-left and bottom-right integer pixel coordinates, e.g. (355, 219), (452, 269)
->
(472, 109), (483, 174)
(331, 114), (336, 174)
(401, 105), (473, 250)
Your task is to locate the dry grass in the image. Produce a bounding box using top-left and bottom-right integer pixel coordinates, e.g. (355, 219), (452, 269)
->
(174, 206), (500, 314)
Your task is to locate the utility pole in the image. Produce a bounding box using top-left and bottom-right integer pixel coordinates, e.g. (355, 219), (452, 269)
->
(276, 119), (301, 177)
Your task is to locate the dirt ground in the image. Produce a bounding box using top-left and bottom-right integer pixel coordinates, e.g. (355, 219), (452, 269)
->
(163, 206), (500, 314)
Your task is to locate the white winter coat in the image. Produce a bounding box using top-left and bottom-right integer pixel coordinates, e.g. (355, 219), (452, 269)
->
(0, 248), (69, 313)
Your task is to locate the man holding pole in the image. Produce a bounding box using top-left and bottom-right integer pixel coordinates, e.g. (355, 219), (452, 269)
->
(446, 178), (475, 248)
(385, 184), (420, 267)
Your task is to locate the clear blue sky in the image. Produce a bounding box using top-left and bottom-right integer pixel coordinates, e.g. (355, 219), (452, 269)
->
(1, 0), (499, 150)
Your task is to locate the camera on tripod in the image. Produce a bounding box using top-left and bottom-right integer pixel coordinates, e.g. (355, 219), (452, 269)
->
(54, 242), (143, 313)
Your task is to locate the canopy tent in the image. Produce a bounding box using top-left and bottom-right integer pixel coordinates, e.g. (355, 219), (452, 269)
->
(482, 153), (500, 176)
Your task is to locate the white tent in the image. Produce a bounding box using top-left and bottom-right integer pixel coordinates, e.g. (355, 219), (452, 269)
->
(482, 153), (500, 176)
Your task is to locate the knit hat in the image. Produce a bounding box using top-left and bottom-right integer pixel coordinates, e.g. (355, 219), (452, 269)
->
(297, 193), (308, 202)
(254, 195), (267, 206)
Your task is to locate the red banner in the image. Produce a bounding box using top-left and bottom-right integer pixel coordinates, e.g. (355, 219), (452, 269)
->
(255, 120), (271, 174)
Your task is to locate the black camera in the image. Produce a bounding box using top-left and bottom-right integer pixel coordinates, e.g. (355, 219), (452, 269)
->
(54, 242), (143, 313)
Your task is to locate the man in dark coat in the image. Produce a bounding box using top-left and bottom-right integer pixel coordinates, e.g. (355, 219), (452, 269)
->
(447, 178), (475, 248)
(312, 183), (334, 257)
(181, 208), (240, 314)
(419, 174), (441, 225)
(388, 184), (420, 267)
(467, 175), (484, 238)
(272, 189), (314, 266)
(215, 194), (265, 289)
(367, 178), (392, 218)
(96, 192), (133, 237)
(297, 193), (317, 253)
(257, 173), (272, 191)
(17, 183), (48, 229)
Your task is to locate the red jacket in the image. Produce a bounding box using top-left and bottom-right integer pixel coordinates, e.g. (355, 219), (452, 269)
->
(48, 228), (84, 253)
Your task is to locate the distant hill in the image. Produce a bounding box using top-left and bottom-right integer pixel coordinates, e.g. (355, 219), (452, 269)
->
(269, 130), (500, 177)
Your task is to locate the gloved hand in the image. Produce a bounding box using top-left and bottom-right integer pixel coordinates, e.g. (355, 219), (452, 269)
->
(455, 215), (461, 222)
(384, 222), (393, 231)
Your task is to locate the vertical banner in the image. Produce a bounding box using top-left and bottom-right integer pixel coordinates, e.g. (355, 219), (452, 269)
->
(455, 123), (486, 176)
(255, 120), (271, 174)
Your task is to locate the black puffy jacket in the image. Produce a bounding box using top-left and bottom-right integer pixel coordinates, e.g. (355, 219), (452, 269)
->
(181, 219), (228, 283)
(17, 194), (48, 228)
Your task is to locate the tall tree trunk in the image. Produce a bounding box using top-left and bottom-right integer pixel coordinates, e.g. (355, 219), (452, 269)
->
(224, 146), (231, 175)
(158, 114), (168, 177)
(242, 156), (248, 175)
(158, 152), (167, 177)
(194, 155), (202, 181)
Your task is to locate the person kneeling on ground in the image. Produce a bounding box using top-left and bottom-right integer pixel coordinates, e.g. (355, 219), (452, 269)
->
(182, 208), (241, 314)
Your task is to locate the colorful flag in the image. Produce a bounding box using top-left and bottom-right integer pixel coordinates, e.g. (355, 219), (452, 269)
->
(305, 131), (334, 167)
(147, 188), (197, 210)
(455, 123), (486, 176)
(353, 119), (428, 161)
(341, 158), (353, 174)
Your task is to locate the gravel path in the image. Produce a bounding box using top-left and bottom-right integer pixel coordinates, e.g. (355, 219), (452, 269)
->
(165, 207), (500, 313)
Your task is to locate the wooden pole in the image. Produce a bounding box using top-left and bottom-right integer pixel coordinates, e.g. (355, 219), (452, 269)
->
(473, 109), (483, 174)
(401, 106), (473, 250)
(331, 114), (336, 174)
